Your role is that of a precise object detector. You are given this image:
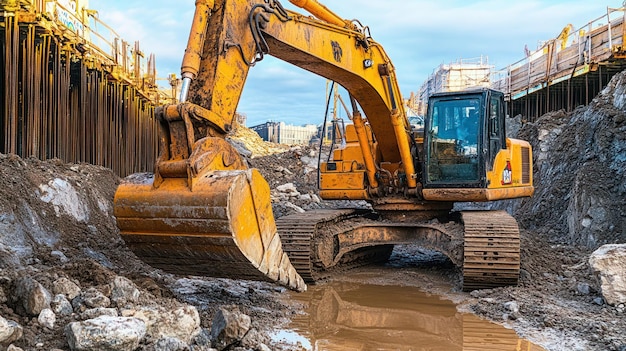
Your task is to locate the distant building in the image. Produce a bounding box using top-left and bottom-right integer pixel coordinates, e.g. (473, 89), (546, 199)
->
(250, 121), (319, 145)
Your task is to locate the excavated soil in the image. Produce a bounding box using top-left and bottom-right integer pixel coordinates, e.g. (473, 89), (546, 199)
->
(0, 71), (625, 350)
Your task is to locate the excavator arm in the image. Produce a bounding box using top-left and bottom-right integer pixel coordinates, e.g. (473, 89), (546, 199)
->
(114, 0), (416, 291)
(183, 0), (417, 189)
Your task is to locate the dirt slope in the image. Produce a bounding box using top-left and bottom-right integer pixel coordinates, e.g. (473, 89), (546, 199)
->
(510, 75), (626, 247)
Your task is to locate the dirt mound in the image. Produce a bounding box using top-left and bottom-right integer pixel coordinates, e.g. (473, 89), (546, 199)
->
(505, 72), (626, 248)
(0, 154), (296, 350)
(0, 155), (122, 268)
(228, 123), (289, 157)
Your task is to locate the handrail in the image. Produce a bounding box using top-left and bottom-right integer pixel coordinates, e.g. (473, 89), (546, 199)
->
(21, 0), (160, 90)
(491, 5), (626, 97)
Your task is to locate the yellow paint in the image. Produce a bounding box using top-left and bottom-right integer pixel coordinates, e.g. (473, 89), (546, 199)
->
(288, 0), (348, 28)
(226, 172), (265, 265)
(181, 0), (215, 79)
(390, 109), (418, 188)
(486, 138), (533, 189)
(320, 170), (366, 191)
(319, 189), (370, 200)
(332, 124), (377, 164)
(352, 111), (379, 188)
(422, 186), (534, 202)
(114, 170), (267, 258)
(557, 24), (574, 51)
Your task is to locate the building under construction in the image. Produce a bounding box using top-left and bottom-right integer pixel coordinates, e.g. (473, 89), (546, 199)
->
(415, 57), (494, 116)
(0, 0), (162, 176)
(492, 5), (626, 120)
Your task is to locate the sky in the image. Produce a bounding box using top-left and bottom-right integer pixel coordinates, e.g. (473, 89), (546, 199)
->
(88, 0), (625, 127)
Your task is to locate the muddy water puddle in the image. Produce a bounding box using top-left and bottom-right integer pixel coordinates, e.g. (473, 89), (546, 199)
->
(280, 280), (545, 351)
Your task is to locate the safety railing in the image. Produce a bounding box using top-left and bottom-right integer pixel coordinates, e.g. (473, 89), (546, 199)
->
(492, 5), (626, 99)
(11, 0), (159, 92)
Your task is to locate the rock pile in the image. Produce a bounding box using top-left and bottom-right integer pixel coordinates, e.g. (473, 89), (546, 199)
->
(504, 72), (626, 247)
(0, 263), (270, 351)
(0, 155), (283, 350)
(589, 244), (626, 306)
(1, 271), (209, 350)
(227, 123), (289, 158)
(0, 315), (22, 348)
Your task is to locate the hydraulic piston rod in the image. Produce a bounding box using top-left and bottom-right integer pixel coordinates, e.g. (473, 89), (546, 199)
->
(180, 0), (215, 102)
(288, 0), (347, 28)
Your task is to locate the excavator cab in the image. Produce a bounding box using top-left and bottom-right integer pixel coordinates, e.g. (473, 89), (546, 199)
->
(422, 88), (533, 202)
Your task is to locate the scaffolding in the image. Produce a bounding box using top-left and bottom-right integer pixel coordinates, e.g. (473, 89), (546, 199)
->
(415, 56), (494, 116)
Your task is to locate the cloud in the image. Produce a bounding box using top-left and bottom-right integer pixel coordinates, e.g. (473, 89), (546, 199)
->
(90, 0), (193, 74)
(241, 58), (328, 126)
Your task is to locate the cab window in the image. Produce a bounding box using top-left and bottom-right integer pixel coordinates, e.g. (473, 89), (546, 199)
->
(426, 98), (480, 184)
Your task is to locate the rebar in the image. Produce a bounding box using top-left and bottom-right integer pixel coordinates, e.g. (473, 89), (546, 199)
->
(1, 12), (159, 177)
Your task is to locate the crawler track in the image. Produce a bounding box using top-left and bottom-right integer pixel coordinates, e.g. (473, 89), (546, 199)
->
(461, 211), (520, 291)
(276, 209), (392, 283)
(276, 210), (344, 282)
(278, 209), (521, 290)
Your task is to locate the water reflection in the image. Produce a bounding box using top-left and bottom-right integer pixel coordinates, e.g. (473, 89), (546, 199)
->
(286, 281), (545, 351)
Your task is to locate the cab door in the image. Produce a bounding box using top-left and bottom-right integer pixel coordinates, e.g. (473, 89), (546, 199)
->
(487, 91), (506, 171)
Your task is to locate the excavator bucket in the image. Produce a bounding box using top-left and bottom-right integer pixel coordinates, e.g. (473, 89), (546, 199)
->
(114, 168), (306, 292)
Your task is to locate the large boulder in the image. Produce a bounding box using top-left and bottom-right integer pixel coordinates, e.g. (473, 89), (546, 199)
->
(109, 276), (140, 307)
(121, 305), (200, 344)
(210, 307), (251, 351)
(13, 277), (51, 316)
(72, 287), (110, 313)
(589, 244), (626, 305)
(52, 277), (82, 300)
(51, 294), (73, 316)
(79, 307), (118, 320)
(152, 337), (189, 351)
(65, 316), (146, 351)
(38, 308), (56, 329)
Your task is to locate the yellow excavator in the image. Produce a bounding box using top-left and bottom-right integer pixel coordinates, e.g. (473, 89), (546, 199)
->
(114, 0), (533, 292)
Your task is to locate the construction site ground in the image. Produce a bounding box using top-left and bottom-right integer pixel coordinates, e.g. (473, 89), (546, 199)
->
(1, 71), (626, 350)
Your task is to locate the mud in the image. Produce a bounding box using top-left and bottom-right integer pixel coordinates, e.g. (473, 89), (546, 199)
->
(283, 278), (545, 351)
